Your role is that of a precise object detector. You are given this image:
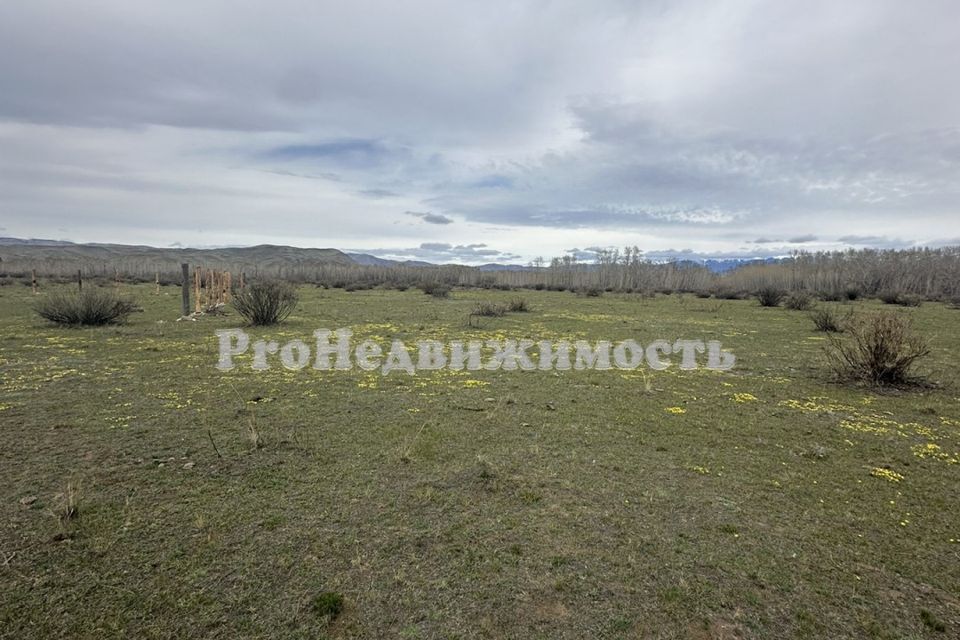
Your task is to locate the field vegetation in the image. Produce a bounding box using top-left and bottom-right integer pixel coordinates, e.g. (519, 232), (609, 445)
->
(1, 281), (959, 638)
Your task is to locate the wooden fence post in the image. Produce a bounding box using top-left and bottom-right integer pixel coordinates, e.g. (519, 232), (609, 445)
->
(77, 269), (83, 292)
(181, 263), (190, 317)
(194, 267), (202, 313)
(31, 269), (38, 295)
(155, 271), (160, 295)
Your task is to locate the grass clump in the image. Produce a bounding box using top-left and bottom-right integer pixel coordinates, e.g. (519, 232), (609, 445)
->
(232, 280), (298, 325)
(35, 288), (138, 326)
(826, 311), (930, 385)
(920, 608), (946, 632)
(313, 591), (344, 620)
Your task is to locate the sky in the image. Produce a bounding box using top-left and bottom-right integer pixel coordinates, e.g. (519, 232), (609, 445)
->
(1, 0), (959, 265)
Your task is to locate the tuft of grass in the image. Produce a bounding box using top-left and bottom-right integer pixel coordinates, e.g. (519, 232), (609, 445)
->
(231, 280), (298, 325)
(826, 311), (930, 385)
(34, 288), (138, 326)
(313, 591), (344, 620)
(920, 608), (946, 632)
(54, 481), (82, 529)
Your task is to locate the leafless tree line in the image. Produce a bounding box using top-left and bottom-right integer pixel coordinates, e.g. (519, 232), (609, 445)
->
(3, 246), (959, 300)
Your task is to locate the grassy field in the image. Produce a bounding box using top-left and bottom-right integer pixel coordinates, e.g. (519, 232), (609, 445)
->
(1, 283), (959, 639)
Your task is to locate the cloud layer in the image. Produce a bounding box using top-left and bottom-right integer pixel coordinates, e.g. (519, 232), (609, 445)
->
(0, 0), (958, 263)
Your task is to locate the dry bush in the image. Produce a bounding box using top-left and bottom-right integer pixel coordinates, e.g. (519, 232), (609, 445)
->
(506, 297), (530, 312)
(826, 312), (930, 385)
(421, 282), (451, 298)
(878, 290), (922, 306)
(577, 286), (603, 297)
(810, 307), (845, 332)
(35, 289), (138, 325)
(231, 280), (298, 325)
(714, 287), (746, 300)
(756, 286), (786, 307)
(784, 291), (814, 310)
(472, 301), (506, 317)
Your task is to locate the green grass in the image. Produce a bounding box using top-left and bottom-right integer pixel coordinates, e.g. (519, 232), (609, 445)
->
(1, 283), (959, 638)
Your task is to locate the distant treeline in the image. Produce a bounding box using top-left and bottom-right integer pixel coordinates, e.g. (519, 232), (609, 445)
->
(3, 245), (959, 301)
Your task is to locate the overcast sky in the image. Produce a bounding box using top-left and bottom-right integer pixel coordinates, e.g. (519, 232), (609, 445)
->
(1, 1), (959, 264)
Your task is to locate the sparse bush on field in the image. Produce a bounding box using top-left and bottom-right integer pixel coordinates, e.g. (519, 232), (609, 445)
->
(756, 286), (786, 307)
(784, 291), (814, 310)
(826, 311), (930, 385)
(577, 286), (603, 297)
(35, 288), (138, 325)
(878, 290), (901, 304)
(506, 297), (530, 312)
(844, 287), (861, 301)
(472, 301), (506, 317)
(810, 307), (845, 332)
(694, 290), (712, 298)
(231, 280), (298, 325)
(420, 282), (451, 298)
(714, 288), (746, 300)
(879, 290), (924, 307)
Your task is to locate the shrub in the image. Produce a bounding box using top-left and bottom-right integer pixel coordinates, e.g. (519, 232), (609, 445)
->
(879, 290), (923, 307)
(810, 307), (844, 332)
(231, 280), (298, 325)
(826, 311), (930, 385)
(756, 286), (785, 307)
(694, 290), (712, 299)
(878, 290), (902, 304)
(420, 282), (450, 298)
(784, 291), (814, 311)
(577, 286), (603, 297)
(472, 301), (506, 317)
(35, 288), (138, 326)
(844, 287), (861, 301)
(714, 288), (746, 300)
(896, 293), (923, 307)
(506, 298), (529, 312)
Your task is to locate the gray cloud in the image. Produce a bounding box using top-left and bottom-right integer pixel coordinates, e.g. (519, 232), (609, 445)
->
(404, 211), (454, 225)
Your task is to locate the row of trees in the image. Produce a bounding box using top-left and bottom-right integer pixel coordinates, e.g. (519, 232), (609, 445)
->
(5, 246), (960, 299)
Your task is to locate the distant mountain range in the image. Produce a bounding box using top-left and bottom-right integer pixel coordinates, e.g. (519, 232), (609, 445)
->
(1, 238), (775, 273)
